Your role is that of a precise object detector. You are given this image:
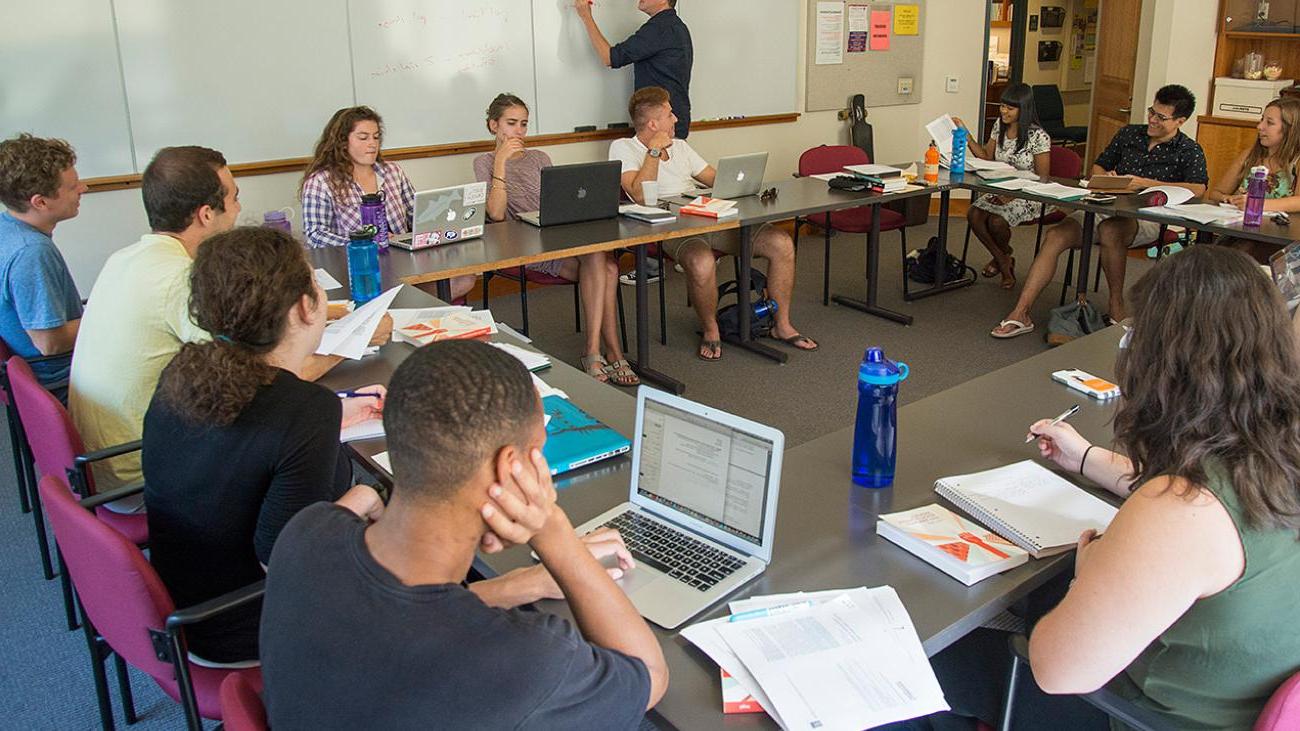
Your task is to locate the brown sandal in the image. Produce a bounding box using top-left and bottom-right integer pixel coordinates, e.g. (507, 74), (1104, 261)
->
(603, 359), (640, 387)
(580, 354), (610, 383)
(981, 260), (1001, 278)
(697, 339), (722, 361)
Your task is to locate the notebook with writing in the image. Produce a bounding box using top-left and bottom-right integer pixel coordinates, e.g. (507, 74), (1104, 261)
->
(541, 395), (630, 476)
(933, 460), (1118, 558)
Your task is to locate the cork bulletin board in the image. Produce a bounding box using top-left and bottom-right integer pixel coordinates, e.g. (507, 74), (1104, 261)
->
(806, 0), (927, 112)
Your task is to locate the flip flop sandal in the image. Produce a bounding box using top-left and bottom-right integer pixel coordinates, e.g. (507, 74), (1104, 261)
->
(981, 260), (1001, 278)
(603, 359), (640, 387)
(991, 319), (1034, 339)
(580, 354), (610, 382)
(999, 257), (1017, 290)
(697, 339), (722, 362)
(771, 333), (819, 351)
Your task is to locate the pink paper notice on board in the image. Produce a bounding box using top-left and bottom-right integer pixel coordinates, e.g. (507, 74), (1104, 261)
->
(870, 9), (891, 50)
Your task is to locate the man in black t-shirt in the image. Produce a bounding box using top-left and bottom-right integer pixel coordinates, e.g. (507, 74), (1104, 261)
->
(993, 84), (1209, 341)
(261, 341), (668, 729)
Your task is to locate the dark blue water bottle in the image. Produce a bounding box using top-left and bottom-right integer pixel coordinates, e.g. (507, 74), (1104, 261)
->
(347, 225), (382, 305)
(852, 347), (909, 488)
(753, 298), (778, 320)
(359, 192), (389, 249)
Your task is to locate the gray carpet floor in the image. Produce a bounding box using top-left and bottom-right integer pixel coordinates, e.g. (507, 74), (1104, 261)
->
(0, 216), (1155, 729)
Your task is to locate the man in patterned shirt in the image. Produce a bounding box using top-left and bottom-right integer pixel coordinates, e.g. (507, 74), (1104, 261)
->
(993, 85), (1208, 339)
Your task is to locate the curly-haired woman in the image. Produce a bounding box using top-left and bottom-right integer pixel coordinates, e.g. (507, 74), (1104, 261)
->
(142, 227), (385, 664)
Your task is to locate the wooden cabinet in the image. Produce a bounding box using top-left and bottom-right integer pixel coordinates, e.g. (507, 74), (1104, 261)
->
(1196, 115), (1259, 187)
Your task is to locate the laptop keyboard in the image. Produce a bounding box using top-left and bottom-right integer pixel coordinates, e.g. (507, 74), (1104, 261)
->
(601, 511), (745, 592)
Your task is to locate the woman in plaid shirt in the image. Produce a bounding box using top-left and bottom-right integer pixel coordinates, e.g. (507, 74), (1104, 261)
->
(300, 107), (475, 300)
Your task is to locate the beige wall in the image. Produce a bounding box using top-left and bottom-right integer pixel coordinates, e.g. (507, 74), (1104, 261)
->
(53, 0), (988, 291)
(1130, 0), (1217, 138)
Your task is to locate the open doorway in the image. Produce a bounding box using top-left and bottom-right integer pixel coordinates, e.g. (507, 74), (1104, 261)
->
(982, 0), (1096, 160)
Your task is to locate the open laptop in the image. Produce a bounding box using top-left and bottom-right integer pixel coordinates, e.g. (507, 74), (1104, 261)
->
(679, 151), (769, 201)
(390, 182), (487, 250)
(518, 160), (621, 227)
(572, 387), (784, 629)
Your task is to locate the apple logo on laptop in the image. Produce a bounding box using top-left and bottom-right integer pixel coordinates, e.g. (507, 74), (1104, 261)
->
(736, 171), (745, 182)
(445, 210), (457, 223)
(577, 187), (587, 199)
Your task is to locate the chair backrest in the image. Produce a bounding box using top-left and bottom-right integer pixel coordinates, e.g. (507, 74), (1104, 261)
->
(7, 356), (88, 490)
(220, 673), (268, 731)
(798, 145), (871, 177)
(1256, 671), (1300, 731)
(1033, 84), (1067, 125)
(38, 475), (177, 681)
(1049, 145), (1083, 179)
(0, 338), (13, 407)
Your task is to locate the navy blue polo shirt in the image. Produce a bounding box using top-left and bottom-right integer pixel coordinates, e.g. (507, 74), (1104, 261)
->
(610, 8), (694, 139)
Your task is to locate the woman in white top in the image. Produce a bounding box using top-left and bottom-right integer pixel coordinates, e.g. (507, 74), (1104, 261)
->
(955, 83), (1052, 290)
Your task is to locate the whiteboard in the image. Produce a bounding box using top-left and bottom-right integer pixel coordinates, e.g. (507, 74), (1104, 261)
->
(680, 0), (800, 121)
(350, 0), (538, 149)
(0, 0), (134, 178)
(532, 0), (643, 135)
(114, 0), (355, 166)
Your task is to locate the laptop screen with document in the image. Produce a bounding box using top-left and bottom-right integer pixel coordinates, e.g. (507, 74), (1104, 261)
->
(634, 397), (777, 548)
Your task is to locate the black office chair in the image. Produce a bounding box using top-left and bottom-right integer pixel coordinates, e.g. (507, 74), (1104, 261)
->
(1033, 85), (1088, 144)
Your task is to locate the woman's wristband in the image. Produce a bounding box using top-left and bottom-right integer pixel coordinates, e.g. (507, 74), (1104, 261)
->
(1080, 445), (1096, 475)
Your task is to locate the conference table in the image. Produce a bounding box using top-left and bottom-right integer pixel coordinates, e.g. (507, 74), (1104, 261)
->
(960, 174), (1300, 300)
(307, 215), (736, 396)
(317, 275), (1128, 730)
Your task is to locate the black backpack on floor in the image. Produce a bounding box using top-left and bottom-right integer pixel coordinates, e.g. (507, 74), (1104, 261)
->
(716, 269), (774, 340)
(906, 236), (971, 285)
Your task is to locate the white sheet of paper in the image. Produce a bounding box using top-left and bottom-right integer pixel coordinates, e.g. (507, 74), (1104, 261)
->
(340, 417), (384, 443)
(728, 588), (849, 614)
(317, 285), (402, 359)
(808, 172), (841, 182)
(715, 588), (948, 731)
(491, 342), (551, 372)
(532, 373), (568, 401)
(815, 2), (845, 65)
(987, 178), (1040, 191)
(1140, 203), (1243, 225)
(372, 451), (392, 473)
(925, 114), (957, 154)
(1023, 181), (1088, 200)
(679, 617), (787, 728)
(1141, 185), (1194, 206)
(314, 268), (343, 291)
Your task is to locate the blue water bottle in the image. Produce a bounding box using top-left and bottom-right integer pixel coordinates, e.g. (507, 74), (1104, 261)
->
(347, 225), (382, 305)
(359, 192), (389, 249)
(950, 127), (968, 176)
(852, 347), (909, 488)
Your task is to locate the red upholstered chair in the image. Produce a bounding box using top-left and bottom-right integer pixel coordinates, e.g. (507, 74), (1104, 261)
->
(220, 673), (270, 731)
(797, 145), (910, 305)
(7, 355), (146, 629)
(0, 338), (57, 580)
(961, 145), (1083, 269)
(39, 474), (264, 731)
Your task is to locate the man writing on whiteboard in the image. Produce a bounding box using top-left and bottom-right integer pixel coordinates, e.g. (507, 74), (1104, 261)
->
(575, 0), (693, 286)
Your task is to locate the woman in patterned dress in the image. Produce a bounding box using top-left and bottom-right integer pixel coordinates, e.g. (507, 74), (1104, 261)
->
(954, 84), (1052, 289)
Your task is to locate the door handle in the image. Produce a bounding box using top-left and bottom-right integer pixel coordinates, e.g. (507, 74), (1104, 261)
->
(1118, 106), (1132, 113)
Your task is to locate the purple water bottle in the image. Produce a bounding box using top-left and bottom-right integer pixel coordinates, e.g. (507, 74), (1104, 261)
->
(1244, 165), (1267, 227)
(359, 192), (389, 248)
(262, 209), (292, 234)
(852, 347), (909, 488)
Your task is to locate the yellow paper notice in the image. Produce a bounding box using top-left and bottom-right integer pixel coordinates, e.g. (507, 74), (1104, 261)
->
(894, 4), (919, 35)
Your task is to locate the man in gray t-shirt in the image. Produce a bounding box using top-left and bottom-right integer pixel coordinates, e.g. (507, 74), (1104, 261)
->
(261, 341), (668, 729)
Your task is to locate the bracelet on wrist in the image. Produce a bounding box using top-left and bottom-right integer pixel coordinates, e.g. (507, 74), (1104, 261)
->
(1080, 445), (1096, 475)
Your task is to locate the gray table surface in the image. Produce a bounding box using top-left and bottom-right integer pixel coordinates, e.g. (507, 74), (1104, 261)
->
(473, 326), (1126, 730)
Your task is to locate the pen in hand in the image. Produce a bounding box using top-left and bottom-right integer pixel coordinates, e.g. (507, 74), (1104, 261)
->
(1025, 404), (1081, 443)
(336, 390), (381, 400)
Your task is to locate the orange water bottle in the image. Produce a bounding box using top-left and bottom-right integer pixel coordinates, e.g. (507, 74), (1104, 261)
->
(924, 141), (940, 184)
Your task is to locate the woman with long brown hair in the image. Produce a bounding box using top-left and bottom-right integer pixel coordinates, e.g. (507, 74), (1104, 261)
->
(142, 226), (385, 664)
(1019, 245), (1300, 728)
(1208, 97), (1300, 261)
(300, 106), (474, 299)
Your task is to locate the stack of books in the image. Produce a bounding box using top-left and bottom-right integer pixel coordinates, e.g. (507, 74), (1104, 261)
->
(388, 306), (497, 345)
(680, 196), (739, 219)
(842, 163), (908, 193)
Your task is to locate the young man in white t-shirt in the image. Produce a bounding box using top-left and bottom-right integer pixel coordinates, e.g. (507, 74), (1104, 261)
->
(609, 87), (817, 361)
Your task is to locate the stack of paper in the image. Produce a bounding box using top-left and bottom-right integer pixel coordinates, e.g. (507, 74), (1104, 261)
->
(491, 342), (551, 372)
(1140, 203), (1243, 225)
(619, 204), (677, 224)
(316, 286), (403, 360)
(843, 163), (904, 178)
(681, 586), (949, 730)
(389, 306), (497, 345)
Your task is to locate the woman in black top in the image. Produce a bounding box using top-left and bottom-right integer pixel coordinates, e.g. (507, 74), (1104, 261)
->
(143, 227), (384, 664)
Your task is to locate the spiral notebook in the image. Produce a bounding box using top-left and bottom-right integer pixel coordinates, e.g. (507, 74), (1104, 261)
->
(934, 460), (1118, 558)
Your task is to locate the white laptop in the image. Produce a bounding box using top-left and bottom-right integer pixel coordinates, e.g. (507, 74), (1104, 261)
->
(572, 386), (784, 629)
(679, 151), (769, 201)
(390, 182), (487, 250)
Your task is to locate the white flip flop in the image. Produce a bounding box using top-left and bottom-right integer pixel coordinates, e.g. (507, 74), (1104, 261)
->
(991, 319), (1034, 339)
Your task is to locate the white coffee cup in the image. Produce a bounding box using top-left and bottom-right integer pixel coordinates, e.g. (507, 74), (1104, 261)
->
(642, 181), (660, 206)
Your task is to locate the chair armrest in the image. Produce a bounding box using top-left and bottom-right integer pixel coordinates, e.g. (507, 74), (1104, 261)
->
(78, 481), (145, 511)
(75, 439), (143, 466)
(166, 580), (266, 631)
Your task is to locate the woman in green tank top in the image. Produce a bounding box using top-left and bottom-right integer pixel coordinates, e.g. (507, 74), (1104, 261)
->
(1207, 97), (1300, 262)
(1025, 245), (1300, 730)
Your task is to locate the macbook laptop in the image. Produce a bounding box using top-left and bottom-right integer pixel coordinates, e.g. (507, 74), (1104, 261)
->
(572, 387), (784, 629)
(390, 182), (487, 250)
(679, 151), (769, 201)
(518, 160), (621, 227)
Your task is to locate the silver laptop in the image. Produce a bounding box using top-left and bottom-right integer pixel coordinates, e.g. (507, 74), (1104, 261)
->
(680, 151), (769, 201)
(518, 160), (622, 227)
(390, 182), (487, 250)
(573, 387), (784, 629)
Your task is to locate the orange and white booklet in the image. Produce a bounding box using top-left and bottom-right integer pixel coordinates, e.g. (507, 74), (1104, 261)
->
(877, 504), (1028, 585)
(680, 196), (738, 219)
(389, 307), (496, 345)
